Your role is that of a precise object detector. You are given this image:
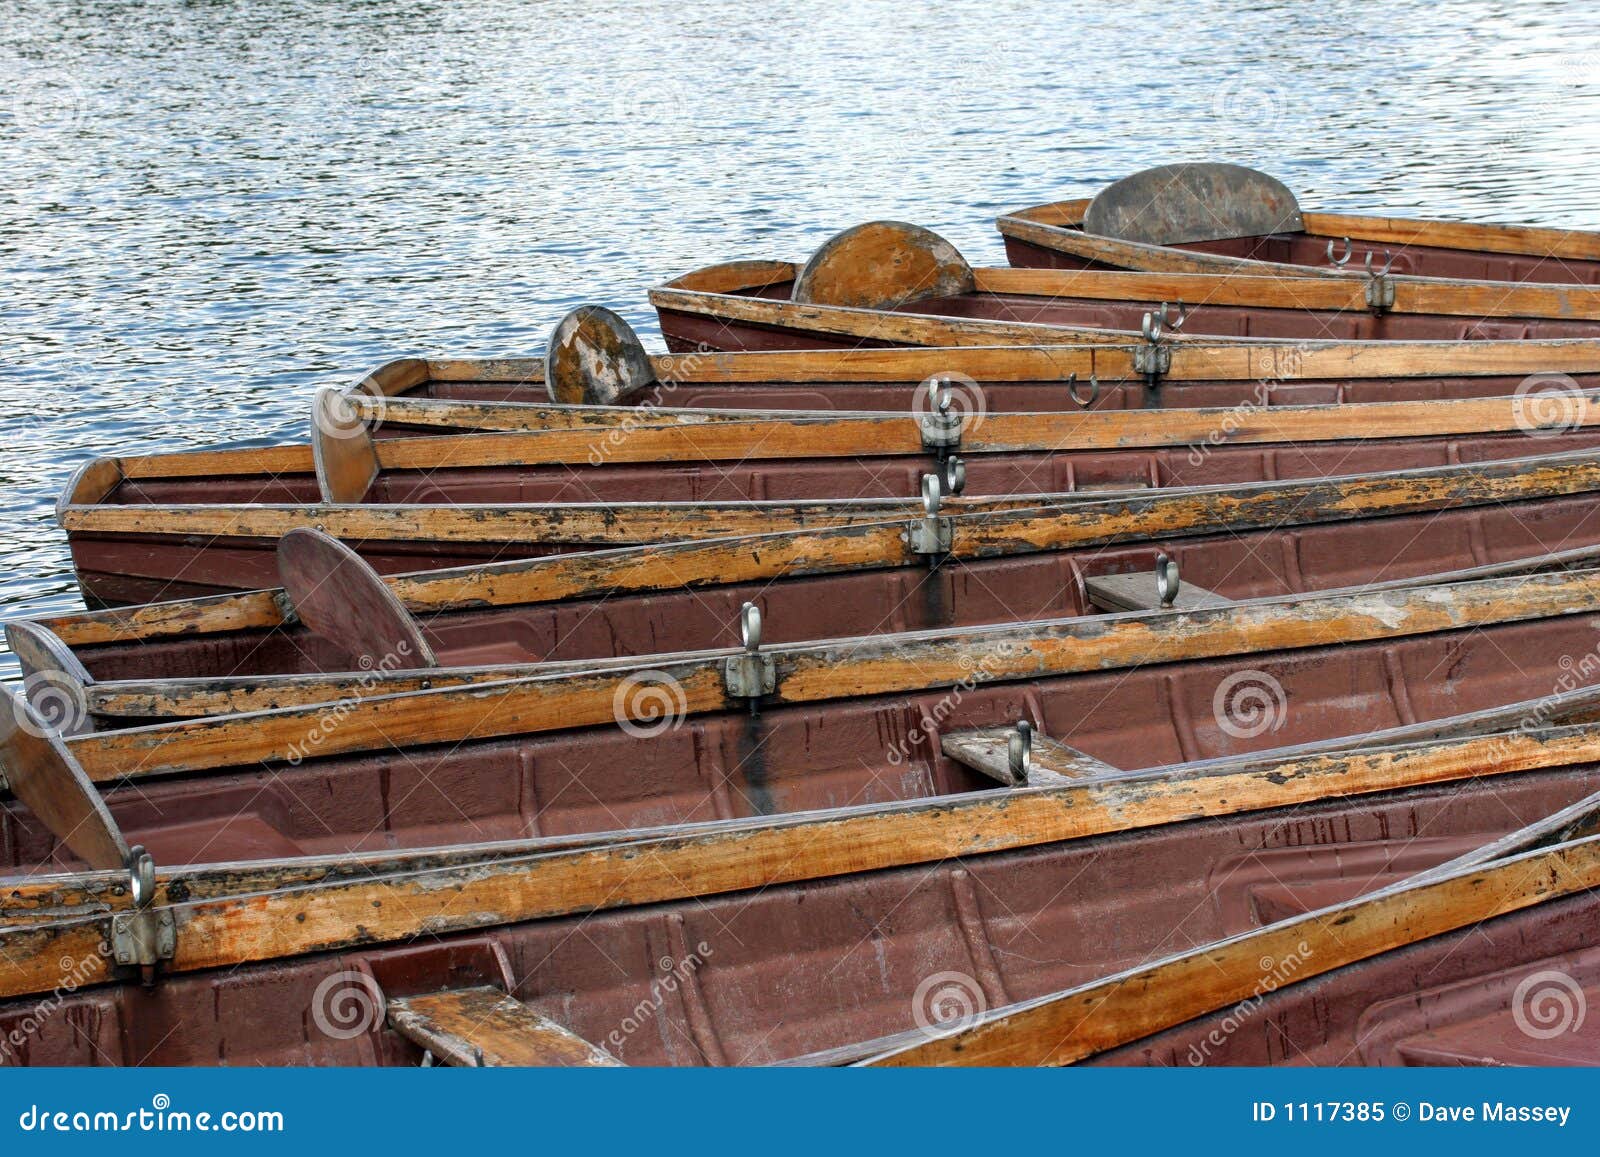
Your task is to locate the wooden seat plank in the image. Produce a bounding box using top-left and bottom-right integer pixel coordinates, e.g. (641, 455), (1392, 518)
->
(1084, 569), (1232, 612)
(387, 986), (622, 1067)
(941, 727), (1119, 787)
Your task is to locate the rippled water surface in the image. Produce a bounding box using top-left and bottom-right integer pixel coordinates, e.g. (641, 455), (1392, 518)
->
(7, 0), (1600, 674)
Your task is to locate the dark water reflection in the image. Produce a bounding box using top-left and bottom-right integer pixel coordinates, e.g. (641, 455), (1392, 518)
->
(6, 0), (1600, 675)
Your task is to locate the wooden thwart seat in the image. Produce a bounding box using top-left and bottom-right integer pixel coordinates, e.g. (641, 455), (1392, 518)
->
(386, 986), (623, 1067)
(942, 725), (1121, 787)
(1084, 566), (1231, 612)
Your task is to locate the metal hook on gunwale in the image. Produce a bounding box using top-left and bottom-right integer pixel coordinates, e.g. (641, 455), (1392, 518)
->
(127, 844), (155, 909)
(942, 455), (967, 496)
(1140, 301), (1189, 344)
(1008, 720), (1033, 784)
(740, 601), (763, 654)
(1364, 248), (1395, 277)
(723, 600), (775, 714)
(1067, 372), (1100, 409)
(1155, 553), (1180, 608)
(1326, 236), (1353, 267)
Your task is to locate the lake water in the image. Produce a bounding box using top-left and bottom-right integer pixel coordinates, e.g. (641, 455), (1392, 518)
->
(7, 0), (1600, 676)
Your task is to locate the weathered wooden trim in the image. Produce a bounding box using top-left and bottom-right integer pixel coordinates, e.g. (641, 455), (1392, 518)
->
(378, 339), (1600, 389)
(975, 266), (1600, 322)
(54, 456), (123, 520)
(999, 200), (1600, 275)
(330, 392), (1600, 451)
(386, 987), (624, 1067)
(1301, 210), (1600, 262)
(648, 283), (1126, 347)
(859, 829), (1600, 1066)
(8, 721), (1600, 1000)
(57, 492), (1052, 546)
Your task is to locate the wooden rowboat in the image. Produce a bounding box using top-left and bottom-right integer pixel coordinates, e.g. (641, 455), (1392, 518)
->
(7, 556), (1600, 888)
(23, 449), (1600, 726)
(859, 802), (1600, 1067)
(56, 350), (1600, 605)
(375, 305), (1600, 422)
(649, 221), (1600, 354)
(1000, 162), (1600, 286)
(360, 326), (1600, 415)
(4, 713), (1600, 1065)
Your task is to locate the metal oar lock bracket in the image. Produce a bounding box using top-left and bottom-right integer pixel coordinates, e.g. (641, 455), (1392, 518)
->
(110, 844), (175, 985)
(1327, 237), (1396, 313)
(909, 473), (954, 557)
(918, 379), (964, 455)
(1135, 302), (1183, 380)
(1008, 720), (1034, 784)
(723, 602), (776, 705)
(1156, 553), (1180, 608)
